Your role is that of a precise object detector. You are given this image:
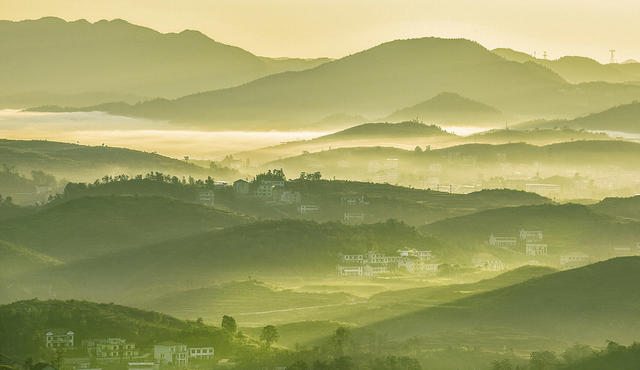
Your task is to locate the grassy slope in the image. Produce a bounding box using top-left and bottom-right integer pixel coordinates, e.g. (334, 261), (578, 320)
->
(0, 240), (62, 279)
(420, 203), (640, 256)
(0, 138), (234, 181)
(364, 257), (640, 344)
(14, 220), (442, 302)
(0, 195), (249, 261)
(590, 195), (640, 220)
(0, 299), (232, 357)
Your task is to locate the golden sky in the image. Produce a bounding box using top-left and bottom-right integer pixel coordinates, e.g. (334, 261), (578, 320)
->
(2, 0), (639, 63)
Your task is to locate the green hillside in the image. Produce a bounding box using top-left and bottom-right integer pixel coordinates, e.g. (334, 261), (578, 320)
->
(0, 299), (234, 357)
(0, 240), (61, 279)
(0, 195), (249, 261)
(384, 92), (505, 126)
(590, 195), (640, 220)
(421, 203), (640, 256)
(143, 280), (358, 326)
(0, 17), (328, 107)
(0, 138), (237, 182)
(364, 257), (640, 344)
(14, 220), (443, 302)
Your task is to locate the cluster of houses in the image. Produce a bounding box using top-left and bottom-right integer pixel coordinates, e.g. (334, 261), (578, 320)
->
(43, 331), (214, 370)
(489, 229), (549, 257)
(337, 249), (438, 277)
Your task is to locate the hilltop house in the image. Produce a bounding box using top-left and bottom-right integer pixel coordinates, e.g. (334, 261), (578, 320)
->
(154, 343), (188, 367)
(489, 234), (517, 248)
(232, 179), (250, 194)
(188, 347), (214, 360)
(85, 338), (139, 362)
(45, 329), (75, 348)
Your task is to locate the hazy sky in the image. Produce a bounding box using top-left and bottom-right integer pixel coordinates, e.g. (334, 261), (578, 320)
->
(2, 0), (639, 63)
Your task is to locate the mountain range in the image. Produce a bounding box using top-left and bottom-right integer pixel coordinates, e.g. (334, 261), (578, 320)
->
(0, 17), (329, 108)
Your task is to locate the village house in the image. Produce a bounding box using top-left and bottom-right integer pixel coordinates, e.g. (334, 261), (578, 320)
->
(343, 212), (365, 224)
(472, 253), (506, 272)
(45, 329), (75, 349)
(299, 204), (320, 214)
(560, 252), (591, 269)
(338, 249), (436, 276)
(340, 195), (369, 206)
(154, 342), (188, 367)
(336, 265), (364, 276)
(520, 230), (544, 241)
(232, 179), (250, 194)
(188, 347), (214, 360)
(128, 362), (158, 370)
(275, 190), (301, 204)
(84, 338), (139, 362)
(526, 243), (548, 256)
(488, 234), (517, 248)
(255, 180), (285, 198)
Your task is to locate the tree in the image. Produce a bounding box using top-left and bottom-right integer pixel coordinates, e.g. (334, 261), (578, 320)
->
(529, 351), (558, 370)
(414, 146), (423, 152)
(491, 359), (513, 370)
(331, 326), (351, 356)
(221, 315), (237, 334)
(260, 325), (279, 347)
(562, 344), (594, 364)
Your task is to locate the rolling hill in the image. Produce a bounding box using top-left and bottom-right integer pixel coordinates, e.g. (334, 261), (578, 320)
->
(0, 240), (61, 279)
(384, 92), (505, 126)
(517, 101), (640, 133)
(420, 203), (640, 257)
(364, 257), (640, 344)
(0, 17), (329, 107)
(142, 280), (358, 326)
(0, 299), (234, 357)
(590, 195), (640, 220)
(0, 138), (238, 183)
(11, 219), (444, 302)
(0, 195), (249, 261)
(493, 48), (640, 84)
(63, 36), (618, 129)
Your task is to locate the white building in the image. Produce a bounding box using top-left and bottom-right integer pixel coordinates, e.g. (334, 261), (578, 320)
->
(128, 363), (158, 370)
(154, 343), (188, 367)
(232, 179), (250, 194)
(299, 204), (319, 214)
(46, 329), (75, 348)
(337, 265), (363, 277)
(343, 212), (365, 224)
(472, 254), (506, 272)
(520, 230), (544, 241)
(277, 190), (301, 204)
(85, 338), (138, 361)
(188, 347), (214, 360)
(526, 243), (548, 256)
(489, 234), (517, 248)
